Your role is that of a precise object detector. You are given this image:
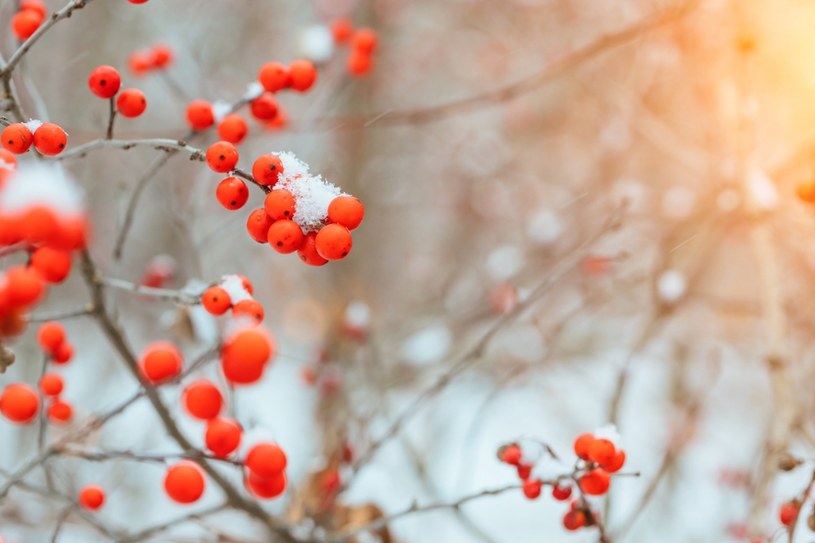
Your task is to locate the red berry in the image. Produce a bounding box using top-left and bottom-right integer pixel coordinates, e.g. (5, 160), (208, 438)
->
(563, 509), (587, 531)
(603, 450), (626, 473)
(20, 0), (47, 18)
(164, 462), (205, 504)
(5, 265), (44, 306)
(201, 286), (231, 315)
(151, 44), (173, 68)
(573, 433), (595, 460)
(128, 51), (152, 75)
(779, 501), (799, 526)
(499, 443), (522, 466)
(221, 328), (275, 385)
(267, 220), (305, 254)
(205, 417), (242, 457)
(288, 60), (317, 92)
(516, 463), (532, 480)
(78, 485), (105, 510)
(116, 88), (147, 118)
(245, 442), (287, 477)
(297, 232), (328, 267)
(263, 189), (296, 220)
(250, 92), (279, 121)
(2, 123), (33, 154)
(552, 484), (572, 501)
(251, 154), (284, 186)
(579, 468), (611, 496)
(182, 379), (223, 420)
(246, 208), (274, 244)
(347, 50), (373, 77)
(522, 479), (542, 499)
(351, 28), (378, 54)
(139, 341), (183, 384)
(588, 438), (616, 466)
(245, 470), (286, 499)
(88, 65), (122, 99)
(331, 19), (354, 43)
(39, 373), (64, 397)
(30, 246), (72, 283)
(327, 196), (364, 230)
(37, 321), (66, 353)
(205, 141), (239, 173)
(215, 177), (249, 210)
(0, 383), (39, 423)
(232, 299), (264, 324)
(47, 399), (72, 423)
(315, 224), (352, 260)
(11, 9), (43, 41)
(186, 100), (214, 130)
(217, 114), (248, 144)
(33, 123), (68, 156)
(52, 342), (74, 364)
(258, 62), (290, 93)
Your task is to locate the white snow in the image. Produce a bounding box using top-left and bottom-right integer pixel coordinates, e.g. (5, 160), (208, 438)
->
(219, 274), (253, 304)
(299, 25), (335, 64)
(0, 162), (84, 217)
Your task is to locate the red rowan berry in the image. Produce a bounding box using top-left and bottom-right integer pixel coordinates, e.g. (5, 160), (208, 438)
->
(331, 18), (354, 43)
(498, 443), (522, 465)
(552, 484), (572, 501)
(315, 224), (352, 260)
(780, 501), (799, 526)
(563, 509), (587, 531)
(205, 141), (239, 173)
(347, 50), (373, 77)
(78, 485), (105, 510)
(39, 373), (64, 397)
(588, 438), (616, 466)
(11, 9), (43, 41)
(151, 44), (173, 68)
(139, 341), (183, 384)
(267, 220), (305, 254)
(221, 328), (275, 384)
(20, 205), (58, 244)
(33, 122), (68, 156)
(2, 123), (33, 154)
(128, 51), (152, 75)
(201, 286), (231, 315)
(250, 92), (279, 121)
(52, 342), (73, 364)
(182, 379), (223, 420)
(245, 442), (287, 477)
(232, 299), (264, 324)
(297, 232), (328, 267)
(47, 399), (72, 423)
(516, 463), (532, 480)
(37, 321), (66, 353)
(327, 196), (364, 230)
(522, 479), (542, 499)
(186, 99), (214, 130)
(215, 176), (249, 210)
(264, 189), (296, 220)
(217, 114), (248, 144)
(51, 215), (89, 251)
(258, 62), (290, 93)
(30, 246), (72, 284)
(164, 462), (205, 504)
(246, 208), (274, 244)
(579, 468), (611, 496)
(603, 450), (626, 473)
(246, 470), (286, 499)
(205, 417), (242, 458)
(20, 0), (47, 18)
(252, 154), (284, 186)
(573, 433), (595, 460)
(116, 88), (147, 118)
(0, 383), (39, 423)
(88, 65), (121, 99)
(352, 28), (378, 54)
(6, 265), (44, 307)
(288, 60), (317, 92)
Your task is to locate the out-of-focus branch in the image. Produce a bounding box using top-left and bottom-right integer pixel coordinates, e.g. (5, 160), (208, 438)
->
(100, 276), (201, 305)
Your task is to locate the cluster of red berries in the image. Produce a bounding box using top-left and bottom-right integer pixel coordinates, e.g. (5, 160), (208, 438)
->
(128, 43), (173, 76)
(11, 0), (46, 41)
(2, 121), (68, 156)
(201, 274), (264, 323)
(330, 20), (378, 77)
(88, 65), (147, 118)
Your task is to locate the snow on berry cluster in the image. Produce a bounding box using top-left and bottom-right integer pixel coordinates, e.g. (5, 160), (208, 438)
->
(498, 426), (627, 532)
(201, 274), (264, 323)
(0, 162), (88, 339)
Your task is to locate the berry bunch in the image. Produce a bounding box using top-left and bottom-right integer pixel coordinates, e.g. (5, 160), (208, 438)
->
(201, 274), (264, 323)
(128, 43), (174, 76)
(2, 121), (68, 156)
(88, 65), (148, 119)
(330, 19), (379, 77)
(11, 0), (46, 41)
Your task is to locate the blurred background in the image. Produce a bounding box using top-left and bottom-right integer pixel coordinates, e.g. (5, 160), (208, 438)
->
(5, 0), (815, 541)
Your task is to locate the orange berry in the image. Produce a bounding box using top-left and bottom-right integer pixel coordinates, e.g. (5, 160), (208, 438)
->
(33, 123), (67, 156)
(579, 468), (611, 496)
(264, 189), (296, 220)
(245, 442), (287, 477)
(573, 433), (595, 460)
(201, 286), (231, 315)
(39, 373), (64, 396)
(331, 18), (354, 43)
(88, 65), (121, 99)
(30, 246), (72, 283)
(327, 196), (364, 230)
(5, 265), (45, 307)
(288, 60), (317, 92)
(250, 92), (279, 121)
(315, 224), (352, 260)
(11, 9), (43, 41)
(258, 61), (290, 93)
(347, 50), (373, 76)
(47, 399), (72, 423)
(215, 176), (249, 210)
(139, 341), (183, 384)
(297, 232), (328, 267)
(351, 28), (378, 54)
(205, 416), (242, 458)
(128, 50), (152, 75)
(221, 328), (275, 384)
(217, 114), (248, 144)
(50, 215), (89, 251)
(0, 383), (39, 423)
(232, 299), (264, 324)
(151, 44), (173, 68)
(164, 462), (205, 504)
(20, 205), (59, 244)
(205, 141), (239, 173)
(37, 321), (66, 353)
(603, 450), (626, 473)
(20, 0), (47, 18)
(522, 479), (542, 499)
(116, 88), (147, 118)
(185, 100), (214, 130)
(587, 438), (616, 466)
(563, 509), (587, 531)
(252, 154), (284, 186)
(52, 341), (73, 364)
(182, 379), (223, 420)
(498, 443), (522, 465)
(780, 501), (799, 526)
(78, 485), (105, 510)
(246, 208), (273, 244)
(267, 220), (305, 254)
(2, 123), (33, 154)
(245, 470), (286, 499)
